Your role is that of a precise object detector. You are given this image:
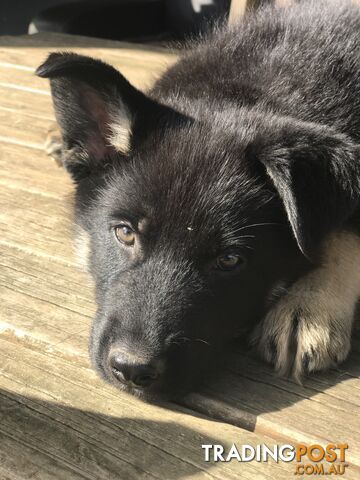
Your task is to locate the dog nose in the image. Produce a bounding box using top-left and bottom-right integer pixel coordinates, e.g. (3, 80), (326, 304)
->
(110, 352), (160, 388)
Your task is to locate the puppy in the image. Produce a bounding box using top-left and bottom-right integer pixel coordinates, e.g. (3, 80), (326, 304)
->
(37, 0), (360, 400)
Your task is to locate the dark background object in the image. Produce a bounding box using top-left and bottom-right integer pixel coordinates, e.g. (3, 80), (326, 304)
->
(0, 0), (78, 35)
(29, 0), (166, 42)
(165, 0), (231, 38)
(0, 0), (231, 40)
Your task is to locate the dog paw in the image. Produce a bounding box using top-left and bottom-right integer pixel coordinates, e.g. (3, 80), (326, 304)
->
(44, 125), (63, 166)
(251, 274), (354, 381)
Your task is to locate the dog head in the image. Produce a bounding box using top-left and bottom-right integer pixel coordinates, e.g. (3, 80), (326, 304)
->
(37, 53), (360, 400)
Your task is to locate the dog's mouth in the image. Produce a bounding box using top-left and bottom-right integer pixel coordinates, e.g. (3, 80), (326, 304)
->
(113, 379), (167, 402)
(89, 316), (223, 402)
(106, 366), (188, 403)
(92, 345), (212, 404)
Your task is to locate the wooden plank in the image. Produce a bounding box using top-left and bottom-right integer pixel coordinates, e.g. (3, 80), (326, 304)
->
(0, 142), (69, 197)
(0, 338), (294, 480)
(0, 181), (75, 263)
(0, 244), (94, 318)
(0, 31), (176, 53)
(0, 33), (176, 91)
(0, 40), (175, 150)
(0, 51), (174, 90)
(185, 355), (360, 470)
(0, 108), (53, 149)
(0, 85), (53, 118)
(0, 432), (89, 480)
(0, 54), (169, 94)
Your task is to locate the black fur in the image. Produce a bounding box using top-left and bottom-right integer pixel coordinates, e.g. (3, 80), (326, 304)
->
(37, 0), (360, 400)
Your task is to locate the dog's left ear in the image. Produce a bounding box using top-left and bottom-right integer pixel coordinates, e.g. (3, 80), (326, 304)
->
(36, 52), (169, 181)
(252, 119), (360, 258)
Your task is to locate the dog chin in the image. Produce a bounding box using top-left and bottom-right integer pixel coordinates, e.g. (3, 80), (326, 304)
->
(119, 383), (171, 403)
(95, 360), (186, 403)
(109, 376), (187, 404)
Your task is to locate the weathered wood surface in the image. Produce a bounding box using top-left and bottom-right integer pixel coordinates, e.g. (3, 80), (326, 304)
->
(0, 31), (359, 479)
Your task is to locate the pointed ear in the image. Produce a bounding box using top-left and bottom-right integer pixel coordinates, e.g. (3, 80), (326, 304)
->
(36, 52), (163, 181)
(252, 119), (360, 258)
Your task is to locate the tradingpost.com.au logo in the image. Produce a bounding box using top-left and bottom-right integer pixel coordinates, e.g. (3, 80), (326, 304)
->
(202, 443), (349, 476)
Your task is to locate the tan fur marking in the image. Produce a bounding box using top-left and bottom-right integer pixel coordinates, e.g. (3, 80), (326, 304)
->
(252, 230), (360, 380)
(74, 226), (91, 272)
(107, 103), (132, 154)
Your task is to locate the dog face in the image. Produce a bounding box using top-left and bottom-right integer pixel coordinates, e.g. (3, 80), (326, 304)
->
(37, 53), (360, 400)
(78, 123), (307, 400)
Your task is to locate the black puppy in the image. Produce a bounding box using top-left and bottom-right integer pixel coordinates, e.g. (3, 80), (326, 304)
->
(37, 0), (360, 400)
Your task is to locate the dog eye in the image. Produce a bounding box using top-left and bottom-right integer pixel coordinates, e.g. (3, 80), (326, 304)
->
(216, 252), (246, 271)
(114, 224), (135, 246)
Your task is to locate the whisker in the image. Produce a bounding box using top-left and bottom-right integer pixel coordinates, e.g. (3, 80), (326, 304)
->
(221, 233), (255, 243)
(174, 336), (191, 344)
(168, 336), (211, 347)
(195, 338), (211, 346)
(235, 222), (284, 232)
(165, 331), (186, 346)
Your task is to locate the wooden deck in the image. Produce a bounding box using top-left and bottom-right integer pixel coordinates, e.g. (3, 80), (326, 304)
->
(0, 31), (359, 480)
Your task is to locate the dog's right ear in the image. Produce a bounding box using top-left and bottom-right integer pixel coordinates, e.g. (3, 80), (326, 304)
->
(36, 52), (164, 181)
(250, 118), (360, 259)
